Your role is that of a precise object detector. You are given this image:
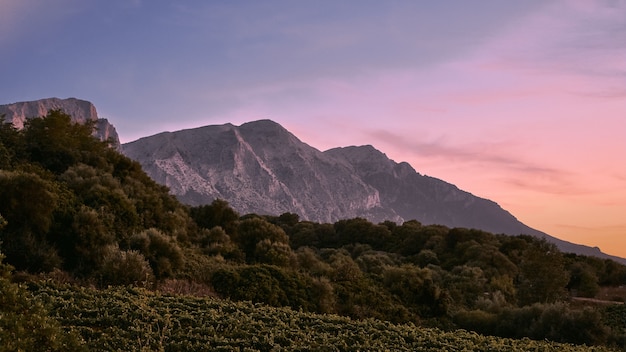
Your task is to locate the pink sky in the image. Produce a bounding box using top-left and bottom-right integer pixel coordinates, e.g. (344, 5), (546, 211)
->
(216, 1), (626, 258)
(2, 1), (625, 257)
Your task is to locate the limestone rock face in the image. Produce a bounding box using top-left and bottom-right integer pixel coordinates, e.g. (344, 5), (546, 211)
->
(122, 120), (399, 223)
(120, 119), (527, 230)
(122, 119), (626, 264)
(0, 97), (120, 148)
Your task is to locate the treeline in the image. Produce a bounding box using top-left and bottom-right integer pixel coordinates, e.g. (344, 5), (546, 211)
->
(1, 111), (625, 348)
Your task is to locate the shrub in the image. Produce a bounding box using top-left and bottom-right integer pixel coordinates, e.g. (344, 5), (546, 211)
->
(0, 252), (86, 351)
(97, 247), (154, 287)
(130, 228), (183, 278)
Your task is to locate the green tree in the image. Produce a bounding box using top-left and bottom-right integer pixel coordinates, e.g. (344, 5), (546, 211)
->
(199, 226), (244, 261)
(234, 217), (289, 263)
(23, 109), (108, 174)
(254, 238), (295, 267)
(0, 121), (25, 166)
(567, 262), (600, 298)
(383, 264), (449, 317)
(66, 205), (116, 272)
(189, 199), (239, 235)
(129, 228), (183, 278)
(445, 265), (488, 309)
(0, 170), (63, 271)
(517, 240), (570, 305)
(97, 247), (154, 287)
(334, 218), (391, 250)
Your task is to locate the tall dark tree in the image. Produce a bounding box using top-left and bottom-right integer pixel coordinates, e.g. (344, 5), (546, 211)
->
(517, 240), (570, 305)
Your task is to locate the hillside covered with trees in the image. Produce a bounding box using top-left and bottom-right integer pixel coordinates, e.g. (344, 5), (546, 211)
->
(1, 110), (625, 350)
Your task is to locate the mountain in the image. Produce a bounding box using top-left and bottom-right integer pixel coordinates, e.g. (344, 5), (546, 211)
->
(0, 97), (120, 148)
(122, 120), (399, 223)
(122, 119), (624, 263)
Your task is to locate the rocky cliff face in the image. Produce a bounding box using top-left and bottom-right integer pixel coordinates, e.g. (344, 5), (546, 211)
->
(122, 120), (399, 223)
(0, 98), (120, 148)
(122, 119), (626, 264)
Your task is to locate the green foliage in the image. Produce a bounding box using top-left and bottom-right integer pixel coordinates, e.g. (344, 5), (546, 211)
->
(567, 261), (600, 298)
(234, 217), (289, 263)
(0, 110), (198, 281)
(517, 240), (570, 305)
(2, 108), (626, 349)
(0, 253), (86, 351)
(0, 170), (60, 234)
(27, 282), (616, 352)
(0, 170), (64, 271)
(96, 247), (154, 287)
(210, 264), (317, 311)
(334, 217), (392, 249)
(130, 228), (184, 278)
(199, 226), (244, 261)
(0, 121), (26, 167)
(455, 303), (610, 346)
(189, 199), (239, 235)
(602, 304), (626, 347)
(383, 264), (449, 317)
(23, 110), (108, 173)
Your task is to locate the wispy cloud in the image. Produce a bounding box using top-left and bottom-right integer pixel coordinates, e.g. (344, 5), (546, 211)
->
(363, 128), (588, 196)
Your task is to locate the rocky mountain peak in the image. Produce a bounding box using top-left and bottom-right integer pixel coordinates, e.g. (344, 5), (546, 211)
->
(325, 145), (399, 175)
(0, 97), (120, 148)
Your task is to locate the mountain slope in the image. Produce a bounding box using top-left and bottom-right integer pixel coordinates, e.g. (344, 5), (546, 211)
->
(122, 120), (399, 223)
(122, 119), (624, 263)
(325, 145), (626, 264)
(0, 97), (120, 148)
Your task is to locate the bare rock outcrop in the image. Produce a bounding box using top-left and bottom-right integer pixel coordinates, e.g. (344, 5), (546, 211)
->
(0, 97), (120, 148)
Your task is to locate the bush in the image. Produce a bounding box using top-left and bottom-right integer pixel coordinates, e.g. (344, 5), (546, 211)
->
(97, 247), (154, 287)
(210, 265), (317, 311)
(0, 252), (86, 351)
(130, 228), (183, 278)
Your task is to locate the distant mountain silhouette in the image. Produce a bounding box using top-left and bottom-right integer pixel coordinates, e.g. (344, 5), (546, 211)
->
(122, 119), (626, 264)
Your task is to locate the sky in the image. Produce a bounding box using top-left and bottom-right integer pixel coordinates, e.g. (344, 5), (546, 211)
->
(1, 0), (625, 258)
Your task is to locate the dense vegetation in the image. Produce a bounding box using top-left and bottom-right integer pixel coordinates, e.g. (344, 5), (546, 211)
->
(1, 110), (625, 350)
(25, 282), (620, 351)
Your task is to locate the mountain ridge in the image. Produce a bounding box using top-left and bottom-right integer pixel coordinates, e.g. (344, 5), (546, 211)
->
(122, 119), (625, 264)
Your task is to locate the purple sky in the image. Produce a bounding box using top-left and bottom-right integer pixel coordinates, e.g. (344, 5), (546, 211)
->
(1, 0), (625, 257)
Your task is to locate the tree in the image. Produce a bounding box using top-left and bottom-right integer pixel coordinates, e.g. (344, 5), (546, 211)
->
(383, 264), (449, 317)
(189, 199), (239, 235)
(0, 170), (63, 271)
(567, 262), (600, 298)
(129, 228), (183, 278)
(254, 238), (295, 267)
(0, 121), (24, 166)
(234, 217), (289, 263)
(517, 240), (570, 305)
(334, 218), (391, 250)
(23, 110), (107, 174)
